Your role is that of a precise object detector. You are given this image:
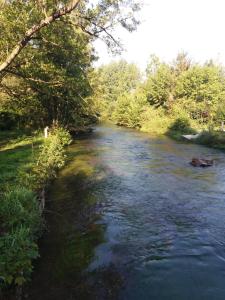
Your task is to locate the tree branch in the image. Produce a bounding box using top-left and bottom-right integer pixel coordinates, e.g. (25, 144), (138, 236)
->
(0, 0), (82, 73)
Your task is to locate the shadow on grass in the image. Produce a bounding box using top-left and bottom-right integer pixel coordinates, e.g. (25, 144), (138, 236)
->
(166, 117), (197, 141)
(0, 140), (42, 190)
(0, 129), (35, 148)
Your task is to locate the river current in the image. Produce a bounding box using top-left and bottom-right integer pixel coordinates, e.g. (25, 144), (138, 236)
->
(26, 124), (225, 300)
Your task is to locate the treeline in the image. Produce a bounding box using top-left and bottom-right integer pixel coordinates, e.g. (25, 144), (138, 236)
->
(95, 54), (225, 137)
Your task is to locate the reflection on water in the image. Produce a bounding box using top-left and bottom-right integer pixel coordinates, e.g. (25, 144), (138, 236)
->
(26, 124), (225, 300)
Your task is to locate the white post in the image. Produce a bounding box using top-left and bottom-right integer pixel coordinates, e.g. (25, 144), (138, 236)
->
(44, 126), (49, 138)
(221, 121), (224, 132)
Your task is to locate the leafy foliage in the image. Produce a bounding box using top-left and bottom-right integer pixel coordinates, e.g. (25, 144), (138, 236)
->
(0, 127), (71, 289)
(0, 188), (41, 235)
(175, 65), (225, 104)
(94, 60), (141, 118)
(0, 0), (140, 128)
(0, 111), (20, 130)
(33, 127), (71, 187)
(168, 117), (196, 134)
(0, 189), (41, 287)
(97, 55), (225, 136)
(112, 90), (147, 128)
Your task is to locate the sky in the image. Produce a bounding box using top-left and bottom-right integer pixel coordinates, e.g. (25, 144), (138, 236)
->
(94, 0), (225, 70)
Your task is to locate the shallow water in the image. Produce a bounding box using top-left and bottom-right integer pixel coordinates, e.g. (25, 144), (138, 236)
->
(26, 124), (225, 300)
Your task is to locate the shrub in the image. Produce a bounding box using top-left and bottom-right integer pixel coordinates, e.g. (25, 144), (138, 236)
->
(32, 127), (71, 188)
(196, 130), (225, 148)
(0, 127), (71, 289)
(140, 106), (171, 134)
(113, 91), (147, 128)
(0, 226), (39, 287)
(168, 117), (196, 134)
(0, 187), (42, 287)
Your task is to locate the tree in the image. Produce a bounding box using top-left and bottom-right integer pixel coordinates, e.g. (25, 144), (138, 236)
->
(175, 65), (225, 104)
(112, 89), (147, 128)
(97, 60), (141, 103)
(175, 64), (225, 123)
(0, 0), (141, 127)
(146, 54), (160, 76)
(172, 52), (192, 76)
(145, 63), (175, 108)
(0, 14), (93, 127)
(0, 0), (140, 74)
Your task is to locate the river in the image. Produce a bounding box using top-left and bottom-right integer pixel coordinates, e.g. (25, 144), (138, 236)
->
(25, 124), (225, 300)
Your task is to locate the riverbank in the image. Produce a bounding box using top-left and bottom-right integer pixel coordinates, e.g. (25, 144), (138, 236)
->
(0, 127), (71, 298)
(167, 127), (225, 151)
(112, 113), (225, 152)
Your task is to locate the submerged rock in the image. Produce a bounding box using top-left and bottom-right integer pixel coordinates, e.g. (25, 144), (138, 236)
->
(190, 158), (214, 167)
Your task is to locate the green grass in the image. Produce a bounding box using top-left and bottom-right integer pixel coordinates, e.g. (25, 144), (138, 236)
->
(0, 130), (44, 289)
(0, 131), (43, 191)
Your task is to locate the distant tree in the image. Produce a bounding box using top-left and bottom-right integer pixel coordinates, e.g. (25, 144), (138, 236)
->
(98, 60), (141, 103)
(146, 54), (161, 76)
(145, 63), (175, 107)
(175, 64), (225, 123)
(172, 52), (192, 76)
(175, 65), (225, 104)
(112, 89), (147, 128)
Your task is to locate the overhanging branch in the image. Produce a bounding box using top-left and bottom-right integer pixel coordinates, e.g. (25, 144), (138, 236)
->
(0, 0), (82, 73)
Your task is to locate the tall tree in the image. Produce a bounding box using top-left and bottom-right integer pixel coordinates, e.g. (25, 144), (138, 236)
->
(0, 0), (140, 74)
(0, 0), (141, 127)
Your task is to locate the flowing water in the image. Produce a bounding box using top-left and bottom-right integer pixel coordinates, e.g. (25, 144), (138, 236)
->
(26, 124), (225, 300)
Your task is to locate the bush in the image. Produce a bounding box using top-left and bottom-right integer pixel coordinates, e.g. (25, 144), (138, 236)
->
(168, 117), (196, 134)
(0, 226), (39, 287)
(31, 127), (71, 188)
(0, 188), (41, 287)
(0, 127), (71, 289)
(196, 130), (225, 148)
(140, 106), (171, 134)
(112, 91), (147, 128)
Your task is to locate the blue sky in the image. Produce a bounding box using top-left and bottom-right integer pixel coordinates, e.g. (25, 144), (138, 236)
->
(94, 0), (225, 70)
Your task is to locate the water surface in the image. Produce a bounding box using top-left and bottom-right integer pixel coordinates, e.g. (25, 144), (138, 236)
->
(26, 124), (225, 300)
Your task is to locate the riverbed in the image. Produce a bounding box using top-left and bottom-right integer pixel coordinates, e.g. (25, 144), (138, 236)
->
(25, 124), (225, 300)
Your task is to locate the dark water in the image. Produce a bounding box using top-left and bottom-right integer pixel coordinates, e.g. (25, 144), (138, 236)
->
(26, 124), (225, 300)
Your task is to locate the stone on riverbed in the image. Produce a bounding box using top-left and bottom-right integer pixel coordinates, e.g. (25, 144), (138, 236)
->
(190, 158), (214, 167)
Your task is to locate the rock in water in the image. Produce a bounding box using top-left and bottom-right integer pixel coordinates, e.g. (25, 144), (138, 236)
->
(190, 158), (214, 167)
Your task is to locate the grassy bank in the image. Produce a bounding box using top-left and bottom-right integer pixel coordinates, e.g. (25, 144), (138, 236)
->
(0, 127), (71, 294)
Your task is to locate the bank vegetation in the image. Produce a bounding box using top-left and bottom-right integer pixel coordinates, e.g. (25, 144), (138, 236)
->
(94, 54), (225, 149)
